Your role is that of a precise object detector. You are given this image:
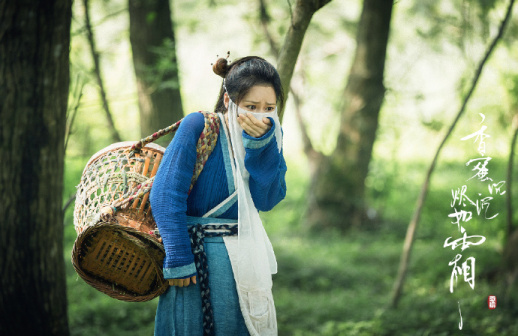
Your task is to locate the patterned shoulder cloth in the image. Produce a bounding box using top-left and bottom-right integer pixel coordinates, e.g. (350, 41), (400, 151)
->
(122, 111), (220, 202)
(189, 111), (220, 193)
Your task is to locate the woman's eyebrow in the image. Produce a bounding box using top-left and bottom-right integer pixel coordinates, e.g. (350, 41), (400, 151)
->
(244, 100), (276, 105)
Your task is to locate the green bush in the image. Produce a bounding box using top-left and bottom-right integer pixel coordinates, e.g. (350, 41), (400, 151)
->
(64, 156), (518, 335)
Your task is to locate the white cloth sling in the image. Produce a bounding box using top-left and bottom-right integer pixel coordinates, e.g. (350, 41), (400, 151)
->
(219, 100), (282, 336)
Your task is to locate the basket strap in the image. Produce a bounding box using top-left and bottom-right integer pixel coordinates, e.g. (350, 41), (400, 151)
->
(110, 176), (155, 210)
(189, 111), (220, 194)
(105, 112), (220, 215)
(130, 119), (183, 155)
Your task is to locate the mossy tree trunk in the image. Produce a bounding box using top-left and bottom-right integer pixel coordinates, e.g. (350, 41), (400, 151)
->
(128, 0), (183, 143)
(0, 0), (72, 334)
(276, 0), (332, 122)
(307, 0), (394, 231)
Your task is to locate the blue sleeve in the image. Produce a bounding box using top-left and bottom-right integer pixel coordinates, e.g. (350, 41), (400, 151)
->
(242, 119), (287, 212)
(150, 112), (205, 279)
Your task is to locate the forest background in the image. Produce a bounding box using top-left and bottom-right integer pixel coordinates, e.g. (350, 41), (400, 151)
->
(3, 0), (518, 335)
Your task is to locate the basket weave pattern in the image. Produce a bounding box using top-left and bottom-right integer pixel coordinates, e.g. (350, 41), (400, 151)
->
(72, 112), (220, 302)
(74, 142), (164, 235)
(72, 222), (166, 301)
(73, 142), (167, 301)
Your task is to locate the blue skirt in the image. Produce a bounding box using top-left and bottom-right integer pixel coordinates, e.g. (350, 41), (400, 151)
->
(154, 237), (249, 336)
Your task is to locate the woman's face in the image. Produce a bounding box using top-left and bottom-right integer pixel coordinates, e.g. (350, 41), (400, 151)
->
(224, 85), (277, 113)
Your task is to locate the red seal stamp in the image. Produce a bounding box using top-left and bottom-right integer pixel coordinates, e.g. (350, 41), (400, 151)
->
(488, 295), (496, 309)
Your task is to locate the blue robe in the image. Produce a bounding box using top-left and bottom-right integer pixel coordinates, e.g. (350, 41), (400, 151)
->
(150, 112), (287, 335)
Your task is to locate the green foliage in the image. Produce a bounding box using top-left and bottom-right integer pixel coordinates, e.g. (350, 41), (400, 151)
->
(146, 11), (157, 24)
(64, 154), (518, 335)
(408, 0), (502, 50)
(144, 38), (181, 91)
(505, 72), (518, 109)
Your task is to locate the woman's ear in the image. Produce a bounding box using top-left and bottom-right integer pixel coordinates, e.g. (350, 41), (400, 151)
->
(224, 92), (229, 109)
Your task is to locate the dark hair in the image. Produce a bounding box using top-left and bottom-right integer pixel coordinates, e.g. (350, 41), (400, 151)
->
(213, 56), (285, 113)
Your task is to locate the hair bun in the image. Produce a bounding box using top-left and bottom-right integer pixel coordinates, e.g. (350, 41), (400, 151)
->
(212, 57), (229, 78)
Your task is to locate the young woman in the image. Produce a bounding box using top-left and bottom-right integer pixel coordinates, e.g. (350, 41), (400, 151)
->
(150, 56), (287, 336)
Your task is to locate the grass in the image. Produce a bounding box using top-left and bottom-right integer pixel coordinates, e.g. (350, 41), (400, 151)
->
(63, 154), (518, 335)
(270, 229), (518, 336)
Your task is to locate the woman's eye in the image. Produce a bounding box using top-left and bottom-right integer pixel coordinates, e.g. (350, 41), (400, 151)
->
(246, 105), (256, 111)
(266, 107), (275, 111)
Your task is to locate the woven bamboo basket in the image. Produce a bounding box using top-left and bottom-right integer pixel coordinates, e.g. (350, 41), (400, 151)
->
(72, 141), (168, 302)
(72, 112), (220, 302)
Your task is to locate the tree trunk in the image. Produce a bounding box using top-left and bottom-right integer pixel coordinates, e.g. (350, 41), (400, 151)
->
(257, 0), (326, 179)
(307, 0), (394, 231)
(276, 0), (332, 122)
(128, 0), (183, 142)
(82, 0), (122, 143)
(0, 0), (72, 335)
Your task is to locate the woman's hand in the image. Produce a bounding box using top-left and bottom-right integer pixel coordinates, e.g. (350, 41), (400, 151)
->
(168, 275), (197, 287)
(237, 113), (272, 138)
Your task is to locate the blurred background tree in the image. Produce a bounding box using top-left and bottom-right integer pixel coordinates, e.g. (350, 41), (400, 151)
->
(306, 0), (394, 231)
(82, 0), (122, 142)
(128, 0), (184, 143)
